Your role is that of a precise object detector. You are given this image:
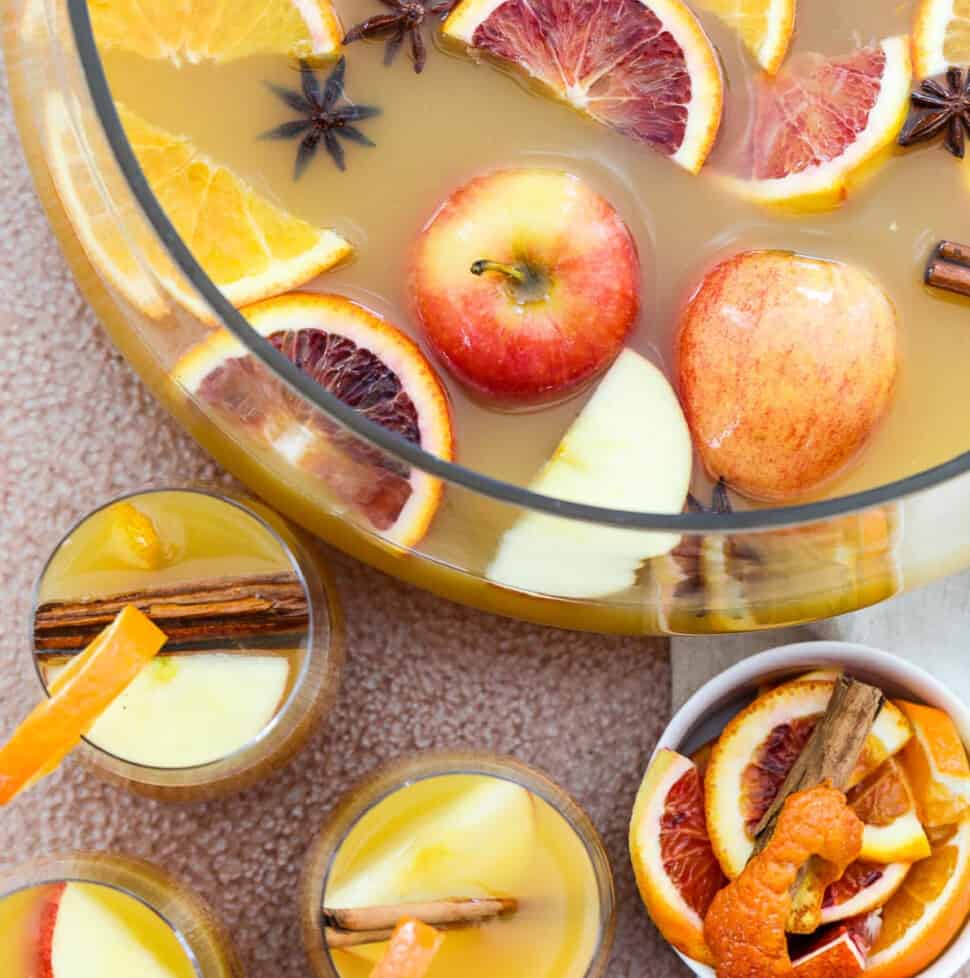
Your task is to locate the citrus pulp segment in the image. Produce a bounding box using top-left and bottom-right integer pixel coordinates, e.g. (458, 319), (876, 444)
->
(913, 0), (970, 77)
(120, 106), (352, 321)
(819, 862), (911, 925)
(172, 293), (454, 548)
(703, 680), (913, 878)
(723, 36), (912, 206)
(691, 0), (795, 74)
(370, 919), (444, 978)
(443, 0), (724, 173)
(88, 0), (342, 63)
(484, 349), (692, 600)
(896, 699), (970, 827)
(629, 749), (725, 965)
(865, 818), (970, 978)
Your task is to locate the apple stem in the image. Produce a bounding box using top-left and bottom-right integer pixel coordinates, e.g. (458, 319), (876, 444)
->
(470, 259), (529, 285)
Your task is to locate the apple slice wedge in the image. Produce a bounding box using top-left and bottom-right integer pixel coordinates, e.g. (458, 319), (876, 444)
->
(36, 882), (196, 978)
(486, 349), (692, 599)
(43, 652), (290, 768)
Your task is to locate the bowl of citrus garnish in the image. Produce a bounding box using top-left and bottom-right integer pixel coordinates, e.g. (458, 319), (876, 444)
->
(12, 0), (970, 634)
(630, 642), (970, 978)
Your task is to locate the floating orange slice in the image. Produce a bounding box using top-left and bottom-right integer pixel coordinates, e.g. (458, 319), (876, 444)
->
(369, 918), (444, 978)
(692, 0), (795, 74)
(913, 0), (970, 78)
(443, 0), (724, 174)
(896, 699), (970, 827)
(0, 607), (166, 804)
(88, 0), (342, 63)
(723, 37), (912, 208)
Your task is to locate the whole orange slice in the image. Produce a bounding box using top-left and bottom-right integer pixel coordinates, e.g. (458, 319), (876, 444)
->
(172, 293), (454, 549)
(866, 818), (970, 978)
(895, 699), (970, 828)
(0, 606), (166, 804)
(704, 680), (913, 878)
(443, 0), (724, 174)
(369, 918), (444, 978)
(630, 748), (726, 965)
(723, 37), (912, 207)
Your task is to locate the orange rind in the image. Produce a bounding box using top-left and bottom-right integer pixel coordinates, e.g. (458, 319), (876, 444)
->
(895, 699), (970, 828)
(369, 918), (444, 978)
(0, 607), (166, 804)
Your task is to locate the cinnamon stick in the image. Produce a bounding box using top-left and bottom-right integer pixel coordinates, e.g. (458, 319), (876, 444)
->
(323, 898), (517, 949)
(751, 675), (884, 852)
(747, 675), (884, 934)
(925, 240), (970, 297)
(33, 573), (308, 651)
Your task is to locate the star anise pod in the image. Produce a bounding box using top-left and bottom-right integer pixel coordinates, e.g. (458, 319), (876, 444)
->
(261, 58), (380, 177)
(899, 67), (970, 158)
(344, 0), (460, 74)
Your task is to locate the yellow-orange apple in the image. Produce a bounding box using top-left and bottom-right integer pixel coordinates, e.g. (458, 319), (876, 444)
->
(410, 169), (640, 401)
(676, 251), (897, 501)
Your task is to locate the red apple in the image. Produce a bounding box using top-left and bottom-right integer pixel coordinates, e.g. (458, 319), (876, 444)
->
(410, 168), (640, 401)
(30, 883), (65, 978)
(677, 250), (898, 501)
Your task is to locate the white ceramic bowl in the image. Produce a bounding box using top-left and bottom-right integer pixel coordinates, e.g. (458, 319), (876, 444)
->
(653, 641), (970, 978)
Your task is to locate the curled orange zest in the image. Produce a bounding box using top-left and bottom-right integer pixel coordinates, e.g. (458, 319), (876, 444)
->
(0, 606), (166, 804)
(704, 784), (864, 978)
(369, 918), (444, 978)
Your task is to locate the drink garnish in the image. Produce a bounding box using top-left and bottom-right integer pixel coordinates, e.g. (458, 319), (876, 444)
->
(34, 572), (308, 652)
(704, 785), (865, 978)
(926, 239), (970, 299)
(344, 1), (460, 74)
(899, 67), (970, 158)
(324, 897), (517, 948)
(368, 918), (444, 978)
(261, 58), (381, 177)
(0, 606), (166, 803)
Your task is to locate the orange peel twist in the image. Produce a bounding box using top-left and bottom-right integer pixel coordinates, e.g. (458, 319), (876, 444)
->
(704, 784), (864, 978)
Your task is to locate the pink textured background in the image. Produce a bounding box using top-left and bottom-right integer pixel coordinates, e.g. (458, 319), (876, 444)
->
(0, 69), (686, 977)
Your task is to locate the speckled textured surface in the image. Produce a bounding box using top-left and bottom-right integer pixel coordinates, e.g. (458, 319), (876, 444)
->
(0, 67), (686, 978)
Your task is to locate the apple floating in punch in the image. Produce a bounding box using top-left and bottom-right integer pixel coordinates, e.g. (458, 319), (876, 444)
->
(410, 169), (640, 403)
(677, 250), (898, 501)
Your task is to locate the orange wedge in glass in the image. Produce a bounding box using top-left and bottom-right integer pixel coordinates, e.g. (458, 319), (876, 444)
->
(369, 919), (444, 978)
(0, 606), (166, 803)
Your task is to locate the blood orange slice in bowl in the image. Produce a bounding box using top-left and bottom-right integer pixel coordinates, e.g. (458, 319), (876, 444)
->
(820, 861), (910, 926)
(443, 0), (724, 174)
(629, 748), (727, 965)
(703, 680), (913, 878)
(723, 36), (912, 207)
(172, 293), (454, 549)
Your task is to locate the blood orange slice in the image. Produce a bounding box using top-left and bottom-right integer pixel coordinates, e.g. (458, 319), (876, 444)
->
(443, 0), (724, 173)
(630, 748), (726, 965)
(704, 680), (913, 878)
(172, 293), (454, 548)
(820, 861), (910, 926)
(791, 913), (880, 978)
(724, 37), (912, 206)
